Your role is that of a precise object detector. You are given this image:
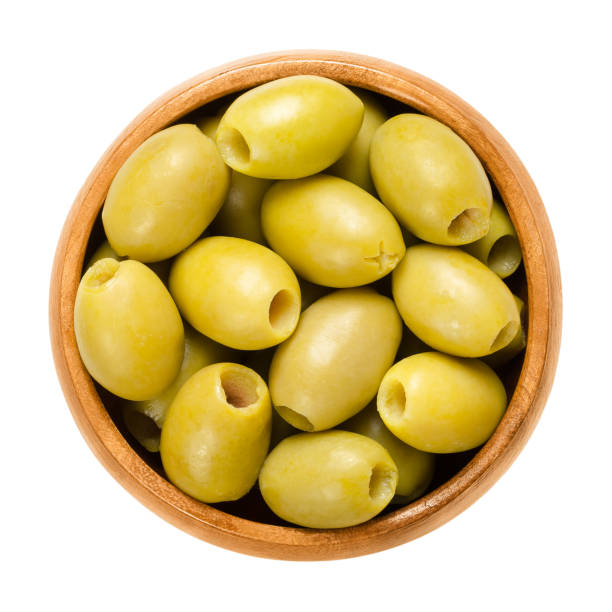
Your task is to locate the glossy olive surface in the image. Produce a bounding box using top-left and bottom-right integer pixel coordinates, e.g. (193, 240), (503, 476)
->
(160, 363), (271, 503)
(484, 295), (527, 368)
(392, 244), (520, 357)
(378, 352), (507, 453)
(169, 236), (301, 350)
(123, 326), (236, 452)
(74, 259), (184, 400)
(215, 75), (364, 179)
(102, 124), (230, 262)
(343, 403), (435, 503)
(370, 114), (492, 245)
(269, 288), (402, 431)
(259, 431), (398, 528)
(328, 91), (387, 193)
(262, 174), (405, 287)
(463, 199), (522, 278)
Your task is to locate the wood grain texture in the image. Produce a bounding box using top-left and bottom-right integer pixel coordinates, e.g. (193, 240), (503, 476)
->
(49, 51), (562, 561)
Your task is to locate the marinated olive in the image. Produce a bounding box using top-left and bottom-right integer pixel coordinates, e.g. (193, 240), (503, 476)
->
(160, 363), (271, 503)
(328, 91), (387, 193)
(169, 236), (301, 350)
(259, 431), (398, 528)
(262, 174), (405, 287)
(378, 352), (507, 453)
(370, 114), (492, 245)
(344, 403), (435, 504)
(269, 288), (402, 431)
(463, 199), (522, 278)
(216, 75), (364, 179)
(102, 124), (230, 262)
(123, 326), (236, 452)
(74, 259), (184, 400)
(392, 244), (520, 357)
(484, 295), (527, 368)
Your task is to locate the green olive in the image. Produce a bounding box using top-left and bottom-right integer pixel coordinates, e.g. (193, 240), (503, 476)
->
(122, 326), (237, 452)
(344, 402), (435, 503)
(261, 174), (405, 287)
(328, 91), (387, 193)
(484, 295), (527, 368)
(463, 199), (522, 278)
(378, 352), (507, 453)
(160, 363), (271, 503)
(211, 171), (272, 244)
(74, 259), (184, 400)
(259, 431), (398, 528)
(370, 114), (492, 245)
(86, 240), (172, 283)
(269, 288), (402, 431)
(215, 75), (364, 179)
(102, 124), (230, 262)
(169, 236), (301, 350)
(392, 244), (520, 357)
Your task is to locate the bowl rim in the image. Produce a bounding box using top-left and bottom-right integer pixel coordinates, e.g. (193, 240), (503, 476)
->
(49, 50), (562, 561)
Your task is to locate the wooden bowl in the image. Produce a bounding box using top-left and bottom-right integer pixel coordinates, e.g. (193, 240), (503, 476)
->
(49, 51), (561, 561)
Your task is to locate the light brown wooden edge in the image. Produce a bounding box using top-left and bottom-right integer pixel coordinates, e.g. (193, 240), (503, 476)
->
(49, 50), (562, 561)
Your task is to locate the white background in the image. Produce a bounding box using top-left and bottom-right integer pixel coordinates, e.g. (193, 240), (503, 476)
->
(2, 1), (610, 610)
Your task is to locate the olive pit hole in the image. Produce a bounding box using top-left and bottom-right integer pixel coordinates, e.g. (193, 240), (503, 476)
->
(381, 379), (407, 420)
(220, 369), (259, 408)
(275, 406), (314, 431)
(369, 465), (396, 501)
(490, 320), (519, 353)
(448, 208), (487, 242)
(487, 235), (522, 277)
(85, 258), (120, 288)
(216, 126), (251, 167)
(268, 289), (299, 334)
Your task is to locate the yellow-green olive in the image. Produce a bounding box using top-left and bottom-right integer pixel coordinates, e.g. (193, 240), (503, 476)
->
(86, 240), (172, 283)
(269, 289), (402, 431)
(259, 431), (398, 528)
(378, 352), (507, 453)
(328, 91), (387, 193)
(370, 114), (492, 245)
(392, 244), (520, 357)
(343, 402), (435, 504)
(169, 236), (301, 350)
(261, 174), (405, 287)
(160, 363), (271, 503)
(211, 171), (272, 244)
(122, 326), (237, 452)
(484, 295), (527, 368)
(102, 124), (230, 262)
(74, 259), (184, 400)
(215, 75), (364, 179)
(463, 199), (522, 278)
